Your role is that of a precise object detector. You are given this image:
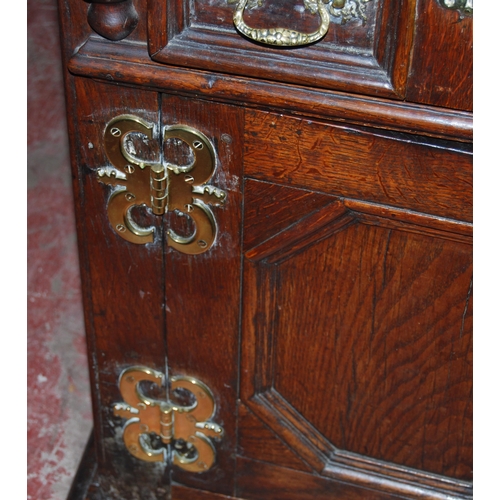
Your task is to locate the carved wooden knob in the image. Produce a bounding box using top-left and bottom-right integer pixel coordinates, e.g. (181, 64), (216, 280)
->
(86, 0), (139, 41)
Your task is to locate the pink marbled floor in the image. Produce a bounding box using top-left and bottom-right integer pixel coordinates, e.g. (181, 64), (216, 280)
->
(28, 0), (93, 498)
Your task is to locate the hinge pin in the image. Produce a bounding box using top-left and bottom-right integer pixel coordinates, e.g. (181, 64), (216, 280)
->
(160, 405), (173, 444)
(150, 164), (168, 215)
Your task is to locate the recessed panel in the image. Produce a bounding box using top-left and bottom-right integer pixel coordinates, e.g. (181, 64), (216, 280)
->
(274, 222), (472, 481)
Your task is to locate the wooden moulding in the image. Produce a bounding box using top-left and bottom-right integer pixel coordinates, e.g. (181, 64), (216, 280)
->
(244, 110), (472, 222)
(146, 0), (416, 101)
(68, 38), (472, 143)
(240, 183), (472, 499)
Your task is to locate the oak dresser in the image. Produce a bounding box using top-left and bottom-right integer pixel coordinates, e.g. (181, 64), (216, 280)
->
(58, 1), (473, 498)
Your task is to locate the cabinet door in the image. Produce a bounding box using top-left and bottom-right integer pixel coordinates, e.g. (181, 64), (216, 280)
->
(72, 81), (471, 499)
(236, 112), (472, 499)
(71, 83), (244, 498)
(240, 190), (472, 499)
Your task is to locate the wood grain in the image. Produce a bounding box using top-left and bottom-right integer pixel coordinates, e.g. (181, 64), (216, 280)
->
(243, 179), (335, 252)
(244, 110), (472, 221)
(235, 458), (400, 500)
(148, 0), (413, 99)
(59, 0), (473, 497)
(406, 1), (472, 111)
(68, 39), (473, 143)
(71, 78), (168, 497)
(237, 403), (311, 473)
(272, 223), (472, 480)
(161, 95), (244, 497)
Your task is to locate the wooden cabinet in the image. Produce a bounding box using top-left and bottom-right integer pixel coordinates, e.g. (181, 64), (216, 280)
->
(59, 1), (472, 499)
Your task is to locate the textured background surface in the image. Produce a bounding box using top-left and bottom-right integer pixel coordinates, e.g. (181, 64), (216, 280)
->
(27, 0), (93, 498)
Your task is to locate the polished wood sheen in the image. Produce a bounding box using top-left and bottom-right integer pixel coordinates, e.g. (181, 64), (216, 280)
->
(58, 0), (472, 498)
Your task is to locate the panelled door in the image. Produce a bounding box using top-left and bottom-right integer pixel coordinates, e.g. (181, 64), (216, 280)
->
(77, 78), (472, 498)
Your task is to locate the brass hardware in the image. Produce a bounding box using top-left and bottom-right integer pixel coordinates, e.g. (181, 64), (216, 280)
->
(113, 366), (224, 472)
(164, 126), (227, 255)
(232, 0), (330, 46)
(229, 0), (372, 47)
(97, 115), (226, 253)
(437, 0), (472, 16)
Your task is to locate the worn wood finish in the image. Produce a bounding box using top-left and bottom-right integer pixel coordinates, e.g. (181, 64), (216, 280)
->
(244, 110), (472, 222)
(68, 39), (473, 143)
(148, 0), (415, 99)
(406, 1), (472, 111)
(72, 78), (168, 498)
(161, 96), (244, 497)
(57, 0), (473, 498)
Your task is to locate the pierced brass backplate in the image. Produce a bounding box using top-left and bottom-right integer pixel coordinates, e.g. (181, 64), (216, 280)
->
(113, 366), (224, 472)
(97, 115), (226, 254)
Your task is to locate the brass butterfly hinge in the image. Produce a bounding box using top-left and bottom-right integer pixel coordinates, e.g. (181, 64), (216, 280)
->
(97, 115), (227, 254)
(113, 366), (224, 473)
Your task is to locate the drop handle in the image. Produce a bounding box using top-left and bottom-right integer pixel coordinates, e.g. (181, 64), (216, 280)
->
(232, 0), (332, 47)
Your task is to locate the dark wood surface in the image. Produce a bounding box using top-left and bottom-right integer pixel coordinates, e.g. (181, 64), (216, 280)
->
(68, 38), (473, 143)
(244, 110), (472, 222)
(161, 95), (244, 496)
(67, 432), (97, 500)
(86, 0), (139, 41)
(406, 1), (472, 111)
(59, 0), (473, 498)
(147, 0), (415, 99)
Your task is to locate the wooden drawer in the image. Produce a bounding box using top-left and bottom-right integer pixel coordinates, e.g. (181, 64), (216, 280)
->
(146, 0), (471, 109)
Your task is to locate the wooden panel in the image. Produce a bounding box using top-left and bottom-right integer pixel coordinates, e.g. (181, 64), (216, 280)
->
(241, 187), (472, 497)
(148, 0), (415, 99)
(235, 458), (400, 500)
(243, 179), (335, 252)
(245, 110), (472, 221)
(237, 403), (311, 472)
(72, 78), (168, 497)
(274, 222), (472, 480)
(161, 96), (244, 496)
(406, 2), (472, 111)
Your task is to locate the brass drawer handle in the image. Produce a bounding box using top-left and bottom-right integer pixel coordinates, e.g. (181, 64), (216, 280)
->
(232, 0), (331, 47)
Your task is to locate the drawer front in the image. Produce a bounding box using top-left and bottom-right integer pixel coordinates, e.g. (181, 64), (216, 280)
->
(245, 110), (472, 222)
(145, 0), (471, 109)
